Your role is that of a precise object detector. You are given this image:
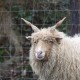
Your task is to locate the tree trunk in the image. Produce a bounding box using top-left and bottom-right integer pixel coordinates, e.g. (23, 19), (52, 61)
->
(77, 0), (80, 33)
(69, 0), (79, 36)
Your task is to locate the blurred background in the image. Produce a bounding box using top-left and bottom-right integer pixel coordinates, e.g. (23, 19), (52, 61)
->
(0, 0), (80, 80)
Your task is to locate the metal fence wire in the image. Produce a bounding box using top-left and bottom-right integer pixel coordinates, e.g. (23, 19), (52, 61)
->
(0, 0), (77, 80)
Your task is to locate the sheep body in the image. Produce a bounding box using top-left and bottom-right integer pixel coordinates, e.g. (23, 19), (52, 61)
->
(29, 29), (80, 80)
(21, 17), (80, 80)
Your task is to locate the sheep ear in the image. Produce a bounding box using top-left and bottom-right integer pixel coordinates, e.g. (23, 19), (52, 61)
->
(55, 37), (62, 44)
(21, 18), (40, 32)
(26, 36), (32, 39)
(50, 17), (66, 32)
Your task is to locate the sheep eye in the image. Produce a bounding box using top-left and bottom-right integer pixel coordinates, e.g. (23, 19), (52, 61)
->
(43, 40), (48, 42)
(34, 40), (38, 44)
(44, 40), (53, 43)
(48, 40), (54, 43)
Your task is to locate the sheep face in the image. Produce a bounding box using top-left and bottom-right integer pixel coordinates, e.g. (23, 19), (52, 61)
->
(21, 17), (66, 61)
(31, 29), (55, 61)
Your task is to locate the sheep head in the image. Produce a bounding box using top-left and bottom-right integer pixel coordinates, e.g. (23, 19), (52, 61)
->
(21, 17), (66, 61)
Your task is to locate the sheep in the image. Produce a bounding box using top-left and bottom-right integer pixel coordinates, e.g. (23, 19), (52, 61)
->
(21, 17), (80, 80)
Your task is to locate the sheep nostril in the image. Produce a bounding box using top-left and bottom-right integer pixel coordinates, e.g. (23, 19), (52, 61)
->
(35, 50), (45, 60)
(38, 51), (43, 55)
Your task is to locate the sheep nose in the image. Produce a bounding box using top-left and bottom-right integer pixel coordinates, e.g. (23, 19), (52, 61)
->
(37, 50), (44, 57)
(35, 50), (45, 60)
(37, 50), (43, 55)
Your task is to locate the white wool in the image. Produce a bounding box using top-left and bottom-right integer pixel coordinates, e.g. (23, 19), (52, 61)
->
(29, 29), (80, 80)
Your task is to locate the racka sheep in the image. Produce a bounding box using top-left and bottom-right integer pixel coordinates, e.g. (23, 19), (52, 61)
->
(21, 17), (80, 80)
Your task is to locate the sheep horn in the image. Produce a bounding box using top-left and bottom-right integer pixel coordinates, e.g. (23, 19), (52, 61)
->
(21, 18), (40, 32)
(52, 17), (66, 29)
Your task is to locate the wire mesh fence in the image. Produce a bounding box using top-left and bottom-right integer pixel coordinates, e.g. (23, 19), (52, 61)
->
(0, 0), (78, 80)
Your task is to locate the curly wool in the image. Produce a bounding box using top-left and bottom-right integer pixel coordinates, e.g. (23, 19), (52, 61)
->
(29, 28), (80, 80)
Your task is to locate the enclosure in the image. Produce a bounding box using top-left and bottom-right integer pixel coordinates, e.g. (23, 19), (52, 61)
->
(0, 0), (80, 80)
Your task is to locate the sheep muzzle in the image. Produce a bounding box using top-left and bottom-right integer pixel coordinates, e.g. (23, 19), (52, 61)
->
(35, 48), (45, 60)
